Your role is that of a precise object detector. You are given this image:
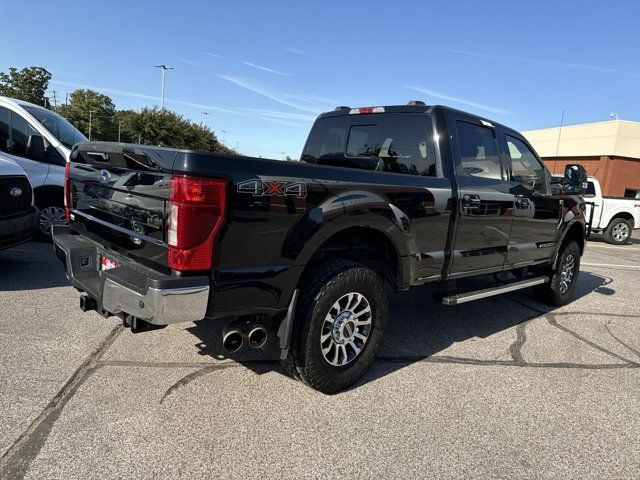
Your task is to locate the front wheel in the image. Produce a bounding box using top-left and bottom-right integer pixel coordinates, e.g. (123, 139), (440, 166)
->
(282, 260), (388, 394)
(533, 240), (581, 306)
(604, 217), (632, 245)
(38, 202), (67, 241)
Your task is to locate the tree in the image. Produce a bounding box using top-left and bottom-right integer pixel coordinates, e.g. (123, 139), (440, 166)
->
(0, 67), (51, 105)
(118, 107), (235, 153)
(57, 89), (117, 141)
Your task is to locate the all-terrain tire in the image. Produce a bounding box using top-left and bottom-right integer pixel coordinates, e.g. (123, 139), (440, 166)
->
(533, 240), (581, 306)
(281, 260), (388, 394)
(603, 217), (632, 245)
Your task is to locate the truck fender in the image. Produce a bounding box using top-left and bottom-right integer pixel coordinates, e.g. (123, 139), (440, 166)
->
(283, 190), (410, 267)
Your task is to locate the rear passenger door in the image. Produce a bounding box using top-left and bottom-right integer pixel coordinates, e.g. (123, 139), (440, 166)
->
(448, 115), (514, 276)
(499, 131), (561, 267)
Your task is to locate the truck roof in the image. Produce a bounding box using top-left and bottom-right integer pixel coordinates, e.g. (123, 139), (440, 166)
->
(316, 103), (516, 135)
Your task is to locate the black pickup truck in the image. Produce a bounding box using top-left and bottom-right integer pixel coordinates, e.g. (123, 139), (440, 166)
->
(53, 103), (588, 393)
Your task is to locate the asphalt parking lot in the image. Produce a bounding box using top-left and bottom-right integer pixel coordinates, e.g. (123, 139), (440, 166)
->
(1, 237), (639, 479)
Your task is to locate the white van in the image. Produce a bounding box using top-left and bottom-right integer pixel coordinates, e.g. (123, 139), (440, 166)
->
(0, 95), (87, 238)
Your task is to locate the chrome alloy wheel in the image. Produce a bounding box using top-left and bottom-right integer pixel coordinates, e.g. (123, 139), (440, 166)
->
(612, 222), (630, 242)
(39, 206), (67, 237)
(559, 254), (576, 294)
(320, 292), (372, 367)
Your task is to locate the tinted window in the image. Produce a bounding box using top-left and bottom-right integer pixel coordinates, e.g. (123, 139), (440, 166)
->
(301, 116), (348, 164)
(378, 115), (436, 176)
(0, 107), (9, 152)
(346, 125), (377, 157)
(456, 121), (502, 179)
(10, 113), (38, 157)
(585, 181), (596, 197)
(302, 113), (437, 176)
(22, 105), (87, 148)
(506, 134), (548, 194)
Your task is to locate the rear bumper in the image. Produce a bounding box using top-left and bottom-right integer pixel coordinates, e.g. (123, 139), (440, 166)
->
(0, 207), (38, 251)
(52, 225), (210, 325)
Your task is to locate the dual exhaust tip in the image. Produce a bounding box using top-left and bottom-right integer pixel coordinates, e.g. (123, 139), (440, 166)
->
(222, 326), (267, 353)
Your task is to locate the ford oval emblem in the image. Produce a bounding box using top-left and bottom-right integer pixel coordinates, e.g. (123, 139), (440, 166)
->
(9, 187), (23, 197)
(98, 170), (112, 184)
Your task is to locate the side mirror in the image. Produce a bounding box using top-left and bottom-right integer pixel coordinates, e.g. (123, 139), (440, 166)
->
(563, 164), (588, 195)
(26, 135), (47, 162)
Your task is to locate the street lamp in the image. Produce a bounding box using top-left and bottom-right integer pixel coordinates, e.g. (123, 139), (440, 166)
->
(154, 65), (174, 110)
(88, 110), (95, 141)
(201, 111), (209, 127)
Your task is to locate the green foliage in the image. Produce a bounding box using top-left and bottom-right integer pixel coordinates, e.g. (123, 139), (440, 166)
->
(116, 107), (235, 154)
(1, 66), (236, 154)
(57, 89), (117, 141)
(0, 67), (52, 105)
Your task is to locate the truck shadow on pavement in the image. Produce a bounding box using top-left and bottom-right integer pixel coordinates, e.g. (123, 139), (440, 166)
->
(185, 270), (629, 393)
(0, 242), (69, 291)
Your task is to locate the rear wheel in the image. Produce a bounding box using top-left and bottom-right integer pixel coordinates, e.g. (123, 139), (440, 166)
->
(604, 217), (632, 245)
(282, 260), (388, 394)
(533, 240), (580, 306)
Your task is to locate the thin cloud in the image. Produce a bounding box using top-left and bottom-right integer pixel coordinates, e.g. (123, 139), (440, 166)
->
(448, 49), (618, 74)
(48, 69), (84, 79)
(178, 58), (205, 67)
(405, 85), (510, 115)
(243, 62), (291, 77)
(201, 52), (222, 58)
(219, 75), (335, 113)
(50, 80), (308, 128)
(285, 47), (307, 55)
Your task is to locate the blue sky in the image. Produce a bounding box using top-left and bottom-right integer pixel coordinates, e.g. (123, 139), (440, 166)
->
(1, 0), (639, 158)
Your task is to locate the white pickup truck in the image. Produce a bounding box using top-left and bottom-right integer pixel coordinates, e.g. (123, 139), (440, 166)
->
(584, 177), (640, 244)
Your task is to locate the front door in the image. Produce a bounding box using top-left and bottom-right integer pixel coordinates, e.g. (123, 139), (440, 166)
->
(499, 132), (561, 267)
(448, 117), (514, 276)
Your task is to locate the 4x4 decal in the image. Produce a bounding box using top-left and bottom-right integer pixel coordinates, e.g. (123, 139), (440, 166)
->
(237, 179), (307, 198)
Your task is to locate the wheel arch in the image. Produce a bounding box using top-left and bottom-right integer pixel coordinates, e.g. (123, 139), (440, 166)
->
(561, 221), (586, 255)
(608, 211), (635, 227)
(296, 225), (407, 291)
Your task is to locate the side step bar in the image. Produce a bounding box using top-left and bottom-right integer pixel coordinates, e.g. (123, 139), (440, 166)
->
(442, 276), (548, 306)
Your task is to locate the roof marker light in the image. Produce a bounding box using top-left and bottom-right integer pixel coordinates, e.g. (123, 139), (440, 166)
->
(349, 106), (385, 115)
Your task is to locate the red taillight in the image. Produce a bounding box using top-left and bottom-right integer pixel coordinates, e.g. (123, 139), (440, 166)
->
(349, 106), (385, 115)
(167, 175), (227, 271)
(64, 161), (71, 222)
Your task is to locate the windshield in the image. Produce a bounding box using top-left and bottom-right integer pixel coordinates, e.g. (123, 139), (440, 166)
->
(22, 105), (88, 148)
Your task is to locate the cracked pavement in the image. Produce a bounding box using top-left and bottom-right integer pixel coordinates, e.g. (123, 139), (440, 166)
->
(1, 237), (639, 479)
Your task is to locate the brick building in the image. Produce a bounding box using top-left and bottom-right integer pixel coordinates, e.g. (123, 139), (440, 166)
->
(523, 120), (640, 197)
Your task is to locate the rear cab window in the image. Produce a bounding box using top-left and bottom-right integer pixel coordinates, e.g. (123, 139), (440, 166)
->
(302, 113), (438, 176)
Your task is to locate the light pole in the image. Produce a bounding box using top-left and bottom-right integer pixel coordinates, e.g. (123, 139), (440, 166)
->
(118, 120), (123, 142)
(221, 130), (227, 145)
(201, 111), (209, 127)
(154, 65), (174, 110)
(88, 111), (95, 141)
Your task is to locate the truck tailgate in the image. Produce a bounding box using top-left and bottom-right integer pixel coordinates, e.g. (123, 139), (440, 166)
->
(68, 144), (176, 272)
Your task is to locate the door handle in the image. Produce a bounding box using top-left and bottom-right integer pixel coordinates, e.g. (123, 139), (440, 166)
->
(462, 194), (481, 209)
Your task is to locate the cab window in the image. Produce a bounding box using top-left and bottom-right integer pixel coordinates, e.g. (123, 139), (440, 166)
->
(10, 113), (39, 157)
(505, 134), (548, 195)
(456, 121), (503, 179)
(301, 113), (437, 176)
(0, 107), (9, 152)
